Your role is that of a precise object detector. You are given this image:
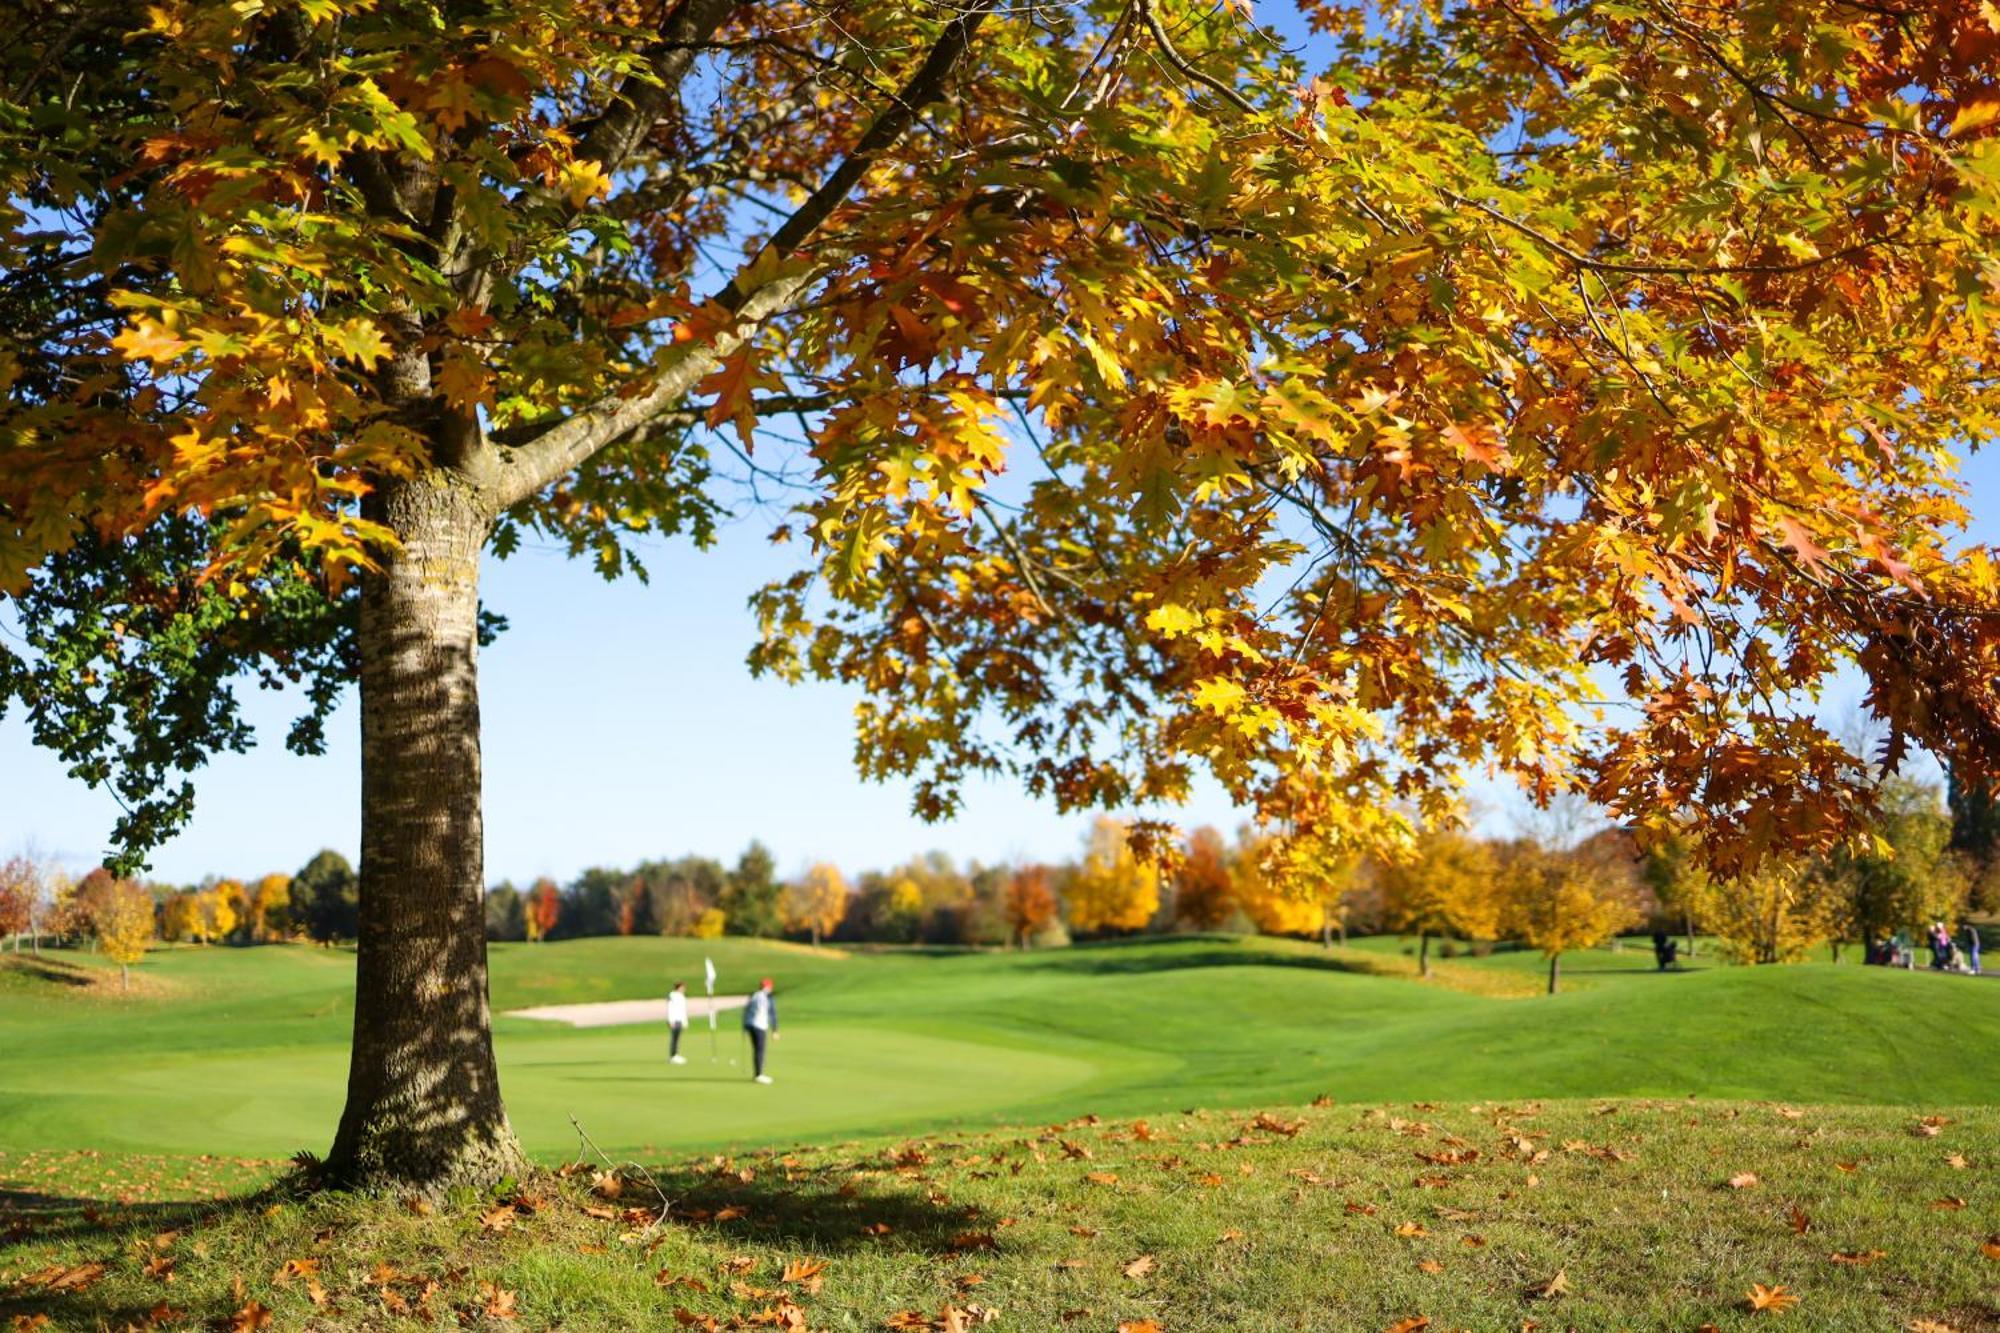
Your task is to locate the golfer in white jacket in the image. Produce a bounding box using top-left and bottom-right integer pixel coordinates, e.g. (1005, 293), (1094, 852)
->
(666, 981), (689, 1064)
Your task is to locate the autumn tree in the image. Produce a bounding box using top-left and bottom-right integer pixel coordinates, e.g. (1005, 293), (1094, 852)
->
(10, 0), (2000, 1190)
(785, 863), (849, 948)
(1501, 848), (1641, 994)
(1816, 779), (1969, 960)
(1064, 817), (1161, 936)
(525, 879), (561, 943)
(1231, 828), (1358, 944)
(97, 880), (157, 991)
(618, 876), (661, 937)
(1377, 832), (1500, 977)
(1173, 826), (1236, 931)
(1689, 865), (1838, 965)
(1003, 865), (1061, 950)
(251, 872), (293, 940)
(0, 859), (31, 953)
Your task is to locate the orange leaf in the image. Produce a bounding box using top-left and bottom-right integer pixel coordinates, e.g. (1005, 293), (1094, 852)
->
(1746, 1283), (1799, 1313)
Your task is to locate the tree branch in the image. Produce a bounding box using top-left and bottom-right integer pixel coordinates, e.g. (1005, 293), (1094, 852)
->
(493, 1), (999, 507)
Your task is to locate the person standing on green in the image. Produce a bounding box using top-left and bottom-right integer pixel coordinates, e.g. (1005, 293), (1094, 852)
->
(666, 980), (689, 1064)
(742, 977), (779, 1084)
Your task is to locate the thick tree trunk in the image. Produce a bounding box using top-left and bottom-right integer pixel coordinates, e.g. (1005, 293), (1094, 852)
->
(1547, 954), (1560, 994)
(326, 477), (524, 1192)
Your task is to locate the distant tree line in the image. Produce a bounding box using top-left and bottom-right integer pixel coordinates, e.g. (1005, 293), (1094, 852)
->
(9, 780), (1990, 992)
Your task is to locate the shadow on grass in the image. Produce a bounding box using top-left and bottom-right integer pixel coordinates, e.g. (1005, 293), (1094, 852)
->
(0, 956), (97, 988)
(0, 1188), (278, 1330)
(1013, 937), (1400, 981)
(654, 1153), (999, 1257)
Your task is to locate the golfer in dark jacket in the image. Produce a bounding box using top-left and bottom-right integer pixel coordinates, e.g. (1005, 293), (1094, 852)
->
(742, 977), (779, 1083)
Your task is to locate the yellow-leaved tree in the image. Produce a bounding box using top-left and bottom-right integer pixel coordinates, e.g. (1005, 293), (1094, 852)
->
(98, 881), (156, 991)
(1064, 817), (1161, 936)
(1690, 865), (1839, 965)
(1501, 848), (1641, 994)
(1377, 832), (1501, 977)
(785, 864), (849, 948)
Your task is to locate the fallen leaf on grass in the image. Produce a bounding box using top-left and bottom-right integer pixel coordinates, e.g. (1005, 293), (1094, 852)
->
(1727, 1172), (1760, 1190)
(480, 1283), (518, 1321)
(675, 1310), (720, 1332)
(1085, 1172), (1120, 1186)
(1345, 1201), (1378, 1216)
(1944, 1154), (1969, 1170)
(1249, 1113), (1304, 1138)
(1829, 1250), (1886, 1265)
(1393, 1222), (1428, 1239)
(1054, 1259), (1087, 1270)
(1069, 1224), (1100, 1238)
(1416, 1260), (1444, 1274)
(1905, 1320), (1959, 1333)
(1116, 1323), (1164, 1333)
(272, 1257), (319, 1285)
(1930, 1197), (1966, 1211)
(1216, 1230), (1244, 1244)
(480, 1203), (517, 1233)
(142, 1254), (176, 1283)
(1788, 1205), (1811, 1234)
(1527, 1271), (1568, 1300)
(1461, 1234), (1487, 1248)
(592, 1171), (624, 1198)
(1123, 1255), (1156, 1279)
(1384, 1318), (1429, 1333)
(1834, 1161), (1860, 1173)
(228, 1301), (273, 1332)
(1775, 1107), (1804, 1120)
(1746, 1283), (1799, 1313)
(403, 1196), (434, 1216)
(1981, 1235), (2000, 1260)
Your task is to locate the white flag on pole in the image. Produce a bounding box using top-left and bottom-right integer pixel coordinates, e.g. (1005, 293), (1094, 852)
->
(704, 957), (717, 1029)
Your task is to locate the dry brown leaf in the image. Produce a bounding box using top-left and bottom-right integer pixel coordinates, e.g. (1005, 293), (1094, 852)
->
(1116, 1322), (1163, 1333)
(1393, 1222), (1428, 1239)
(1216, 1230), (1244, 1244)
(1981, 1235), (2000, 1261)
(1416, 1260), (1444, 1274)
(591, 1171), (624, 1199)
(1727, 1172), (1760, 1190)
(1944, 1154), (1970, 1170)
(1829, 1249), (1886, 1265)
(1068, 1226), (1099, 1238)
(1123, 1254), (1157, 1279)
(1384, 1319), (1430, 1333)
(228, 1302), (273, 1332)
(1931, 1197), (1966, 1211)
(1345, 1201), (1378, 1216)
(1905, 1320), (1958, 1333)
(1528, 1271), (1568, 1300)
(1085, 1172), (1120, 1186)
(480, 1203), (517, 1233)
(480, 1283), (518, 1321)
(1746, 1283), (1799, 1313)
(1788, 1204), (1811, 1234)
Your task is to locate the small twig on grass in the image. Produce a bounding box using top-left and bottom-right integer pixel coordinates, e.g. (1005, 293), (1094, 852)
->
(569, 1114), (674, 1228)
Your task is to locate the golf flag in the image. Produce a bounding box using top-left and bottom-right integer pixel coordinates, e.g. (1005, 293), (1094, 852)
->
(703, 956), (719, 1060)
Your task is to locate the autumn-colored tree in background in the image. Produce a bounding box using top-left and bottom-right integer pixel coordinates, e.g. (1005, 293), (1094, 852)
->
(785, 864), (849, 948)
(1377, 833), (1501, 978)
(251, 873), (292, 940)
(1003, 866), (1061, 950)
(525, 880), (561, 944)
(691, 908), (727, 941)
(1501, 849), (1641, 994)
(1064, 818), (1162, 937)
(618, 877), (660, 938)
(1814, 780), (1968, 960)
(1172, 827), (1235, 931)
(97, 881), (156, 991)
(0, 859), (31, 953)
(9, 0), (2000, 1190)
(1690, 865), (1838, 966)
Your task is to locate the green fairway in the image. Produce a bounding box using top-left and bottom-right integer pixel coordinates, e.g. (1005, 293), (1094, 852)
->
(2, 934), (1996, 1161)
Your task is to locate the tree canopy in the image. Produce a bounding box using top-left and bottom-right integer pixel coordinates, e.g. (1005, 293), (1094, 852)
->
(8, 0), (2000, 1188)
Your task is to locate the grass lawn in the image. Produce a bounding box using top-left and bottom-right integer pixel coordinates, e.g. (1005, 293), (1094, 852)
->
(3, 936), (1998, 1328)
(2, 934), (1997, 1159)
(3, 1099), (1994, 1330)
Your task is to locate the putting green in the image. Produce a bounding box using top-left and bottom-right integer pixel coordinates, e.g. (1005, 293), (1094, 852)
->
(3, 933), (1996, 1160)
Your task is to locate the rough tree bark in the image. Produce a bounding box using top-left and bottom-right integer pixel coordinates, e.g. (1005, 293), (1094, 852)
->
(326, 474), (526, 1190)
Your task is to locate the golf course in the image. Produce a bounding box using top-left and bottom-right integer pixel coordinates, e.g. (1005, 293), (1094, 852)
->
(5, 934), (1998, 1161)
(6, 936), (2000, 1330)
